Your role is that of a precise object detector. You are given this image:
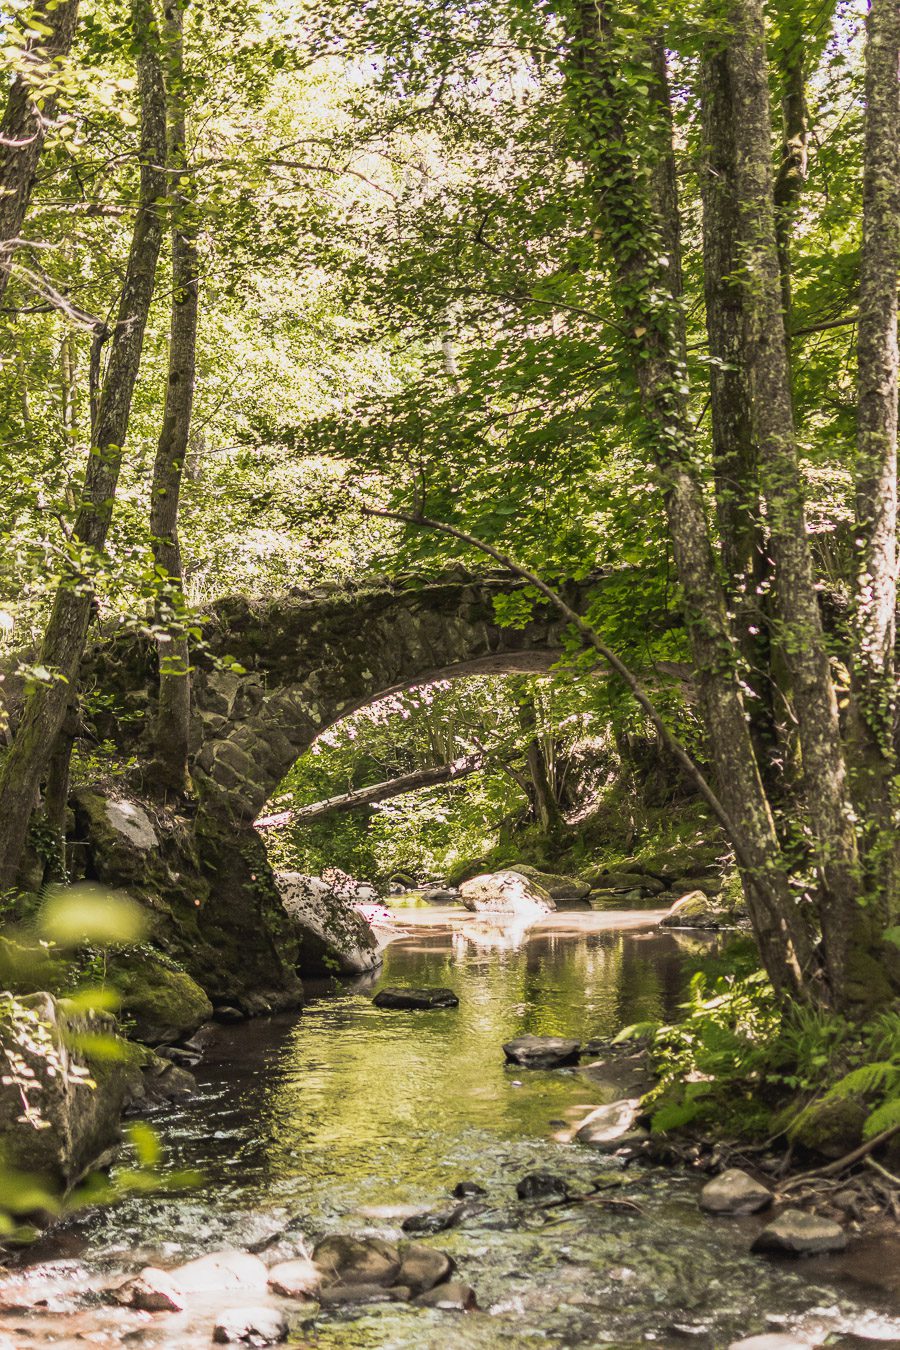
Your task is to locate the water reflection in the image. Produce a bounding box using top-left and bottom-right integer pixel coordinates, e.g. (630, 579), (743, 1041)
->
(13, 910), (898, 1350)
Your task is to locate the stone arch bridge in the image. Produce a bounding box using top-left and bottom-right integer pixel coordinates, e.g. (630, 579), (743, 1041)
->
(99, 569), (598, 827)
(80, 570), (599, 1009)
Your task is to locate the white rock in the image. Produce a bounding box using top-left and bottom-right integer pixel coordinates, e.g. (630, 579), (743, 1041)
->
(575, 1098), (642, 1145)
(105, 798), (157, 850)
(700, 1168), (772, 1216)
(459, 870), (555, 916)
(212, 1305), (287, 1344)
(728, 1337), (816, 1350)
(173, 1250), (269, 1296)
(276, 872), (383, 975)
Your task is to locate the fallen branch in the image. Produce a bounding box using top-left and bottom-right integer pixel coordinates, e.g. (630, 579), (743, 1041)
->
(779, 1121), (900, 1189)
(255, 753), (485, 830)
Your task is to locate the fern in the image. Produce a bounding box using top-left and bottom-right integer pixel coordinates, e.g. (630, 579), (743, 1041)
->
(823, 1060), (899, 1101)
(863, 1095), (900, 1139)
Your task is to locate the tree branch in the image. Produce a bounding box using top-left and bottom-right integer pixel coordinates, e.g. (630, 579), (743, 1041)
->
(255, 753), (485, 830)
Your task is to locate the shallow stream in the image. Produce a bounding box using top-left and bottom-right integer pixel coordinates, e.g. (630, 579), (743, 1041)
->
(3, 908), (899, 1348)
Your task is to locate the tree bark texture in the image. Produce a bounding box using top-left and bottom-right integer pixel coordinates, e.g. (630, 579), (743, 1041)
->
(149, 0), (198, 795)
(723, 0), (860, 991)
(0, 0), (167, 891)
(850, 0), (900, 918)
(0, 0), (79, 305)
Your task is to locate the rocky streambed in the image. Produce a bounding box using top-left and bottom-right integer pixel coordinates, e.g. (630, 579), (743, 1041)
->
(1, 908), (898, 1349)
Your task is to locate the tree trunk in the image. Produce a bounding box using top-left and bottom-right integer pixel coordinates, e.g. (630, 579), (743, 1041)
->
(773, 42), (809, 335)
(724, 0), (860, 995)
(0, 0), (167, 892)
(850, 0), (900, 921)
(566, 3), (815, 996)
(699, 44), (779, 784)
(149, 0), (198, 796)
(254, 755), (486, 830)
(0, 0), (80, 305)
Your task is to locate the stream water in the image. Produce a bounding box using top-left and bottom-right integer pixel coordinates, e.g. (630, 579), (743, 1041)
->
(3, 907), (899, 1348)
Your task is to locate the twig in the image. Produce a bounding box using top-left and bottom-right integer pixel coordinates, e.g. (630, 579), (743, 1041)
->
(363, 505), (746, 859)
(865, 1155), (900, 1188)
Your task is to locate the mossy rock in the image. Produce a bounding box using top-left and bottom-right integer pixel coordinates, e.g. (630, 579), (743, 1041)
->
(0, 992), (145, 1190)
(107, 950), (213, 1045)
(511, 864), (591, 902)
(786, 1094), (868, 1160)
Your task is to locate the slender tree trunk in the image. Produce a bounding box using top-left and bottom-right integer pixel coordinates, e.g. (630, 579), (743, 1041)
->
(724, 0), (860, 997)
(699, 45), (780, 784)
(850, 0), (900, 923)
(773, 43), (809, 335)
(0, 0), (80, 305)
(0, 0), (167, 892)
(149, 0), (198, 796)
(566, 3), (815, 996)
(255, 754), (486, 830)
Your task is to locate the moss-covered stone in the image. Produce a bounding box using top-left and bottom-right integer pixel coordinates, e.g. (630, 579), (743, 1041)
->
(786, 1094), (868, 1160)
(511, 865), (591, 903)
(107, 951), (213, 1045)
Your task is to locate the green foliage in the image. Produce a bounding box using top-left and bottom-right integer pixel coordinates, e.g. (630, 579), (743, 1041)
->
(640, 951), (900, 1146)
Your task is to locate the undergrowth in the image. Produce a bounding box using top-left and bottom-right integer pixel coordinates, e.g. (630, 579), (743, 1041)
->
(619, 939), (900, 1147)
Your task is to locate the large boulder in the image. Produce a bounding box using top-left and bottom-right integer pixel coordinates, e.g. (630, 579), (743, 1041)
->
(751, 1208), (847, 1256)
(276, 872), (382, 976)
(459, 870), (555, 917)
(510, 865), (592, 908)
(700, 1168), (772, 1216)
(574, 1098), (647, 1151)
(0, 991), (145, 1190)
(503, 1035), (580, 1068)
(373, 987), (459, 1010)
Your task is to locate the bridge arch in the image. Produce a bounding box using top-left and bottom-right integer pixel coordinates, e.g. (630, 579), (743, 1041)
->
(189, 572), (592, 826)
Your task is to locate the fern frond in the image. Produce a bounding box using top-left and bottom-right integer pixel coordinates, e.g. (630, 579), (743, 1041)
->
(824, 1061), (899, 1101)
(863, 1095), (900, 1140)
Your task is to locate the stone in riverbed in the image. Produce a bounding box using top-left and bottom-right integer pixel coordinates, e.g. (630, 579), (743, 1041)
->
(574, 1099), (644, 1149)
(727, 1338), (816, 1349)
(401, 1203), (471, 1235)
(700, 1168), (773, 1216)
(414, 1280), (478, 1311)
(312, 1234), (401, 1287)
(459, 870), (555, 916)
(516, 1171), (570, 1202)
(319, 1283), (409, 1305)
(373, 986), (459, 1009)
(277, 872), (383, 976)
(173, 1250), (269, 1296)
(751, 1208), (847, 1256)
(266, 1257), (321, 1299)
(120, 1266), (185, 1312)
(503, 1035), (580, 1068)
(396, 1242), (455, 1295)
(212, 1306), (287, 1344)
(452, 1181), (486, 1199)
